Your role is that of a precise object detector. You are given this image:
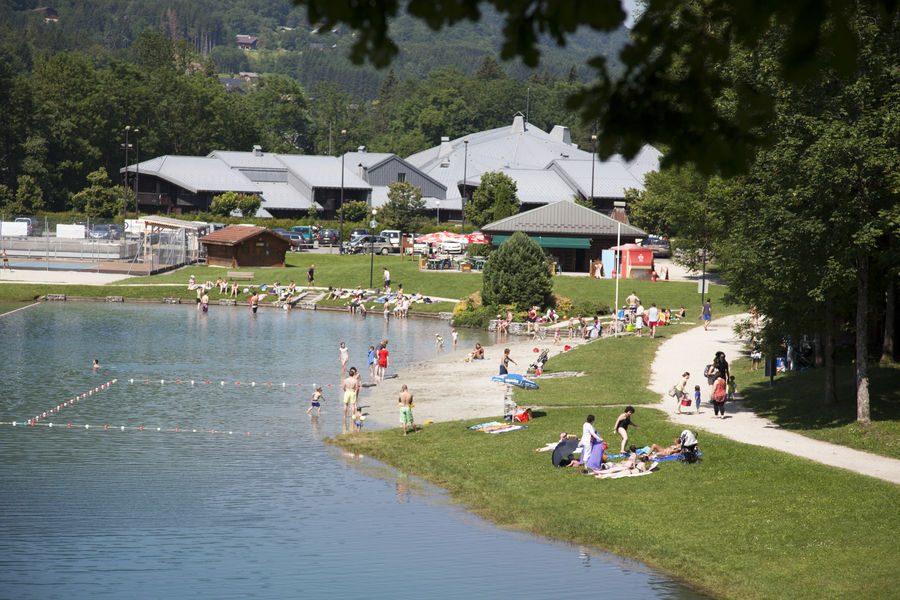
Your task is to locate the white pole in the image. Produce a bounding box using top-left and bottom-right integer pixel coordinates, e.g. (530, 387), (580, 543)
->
(614, 221), (621, 338)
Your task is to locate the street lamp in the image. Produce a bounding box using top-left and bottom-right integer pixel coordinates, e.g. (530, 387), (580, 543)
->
(133, 128), (141, 215)
(122, 126), (133, 214)
(461, 140), (469, 234)
(590, 134), (597, 206)
(338, 129), (347, 254)
(369, 208), (378, 288)
(436, 199), (440, 225)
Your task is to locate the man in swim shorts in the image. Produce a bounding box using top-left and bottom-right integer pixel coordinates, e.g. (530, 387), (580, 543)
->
(398, 384), (415, 435)
(342, 367), (360, 420)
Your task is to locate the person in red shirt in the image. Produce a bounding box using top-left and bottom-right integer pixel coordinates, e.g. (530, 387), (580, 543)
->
(376, 341), (390, 382)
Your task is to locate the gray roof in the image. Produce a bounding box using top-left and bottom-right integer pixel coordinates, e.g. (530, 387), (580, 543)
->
(369, 186), (460, 211)
(550, 159), (645, 199)
(469, 169), (574, 205)
(275, 155), (371, 189)
(255, 182), (321, 212)
(344, 152), (448, 193)
(482, 201), (646, 237)
(122, 156), (261, 194)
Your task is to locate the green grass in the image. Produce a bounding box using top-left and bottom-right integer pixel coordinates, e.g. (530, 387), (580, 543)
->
(552, 277), (736, 317)
(335, 406), (900, 600)
(738, 360), (900, 459)
(522, 325), (691, 406)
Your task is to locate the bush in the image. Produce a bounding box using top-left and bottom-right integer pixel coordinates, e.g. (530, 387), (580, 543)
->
(482, 231), (553, 310)
(552, 293), (573, 316)
(467, 243), (492, 257)
(452, 304), (500, 329)
(570, 299), (611, 317)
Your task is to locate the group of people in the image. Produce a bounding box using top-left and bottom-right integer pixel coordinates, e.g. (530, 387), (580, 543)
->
(671, 351), (736, 417)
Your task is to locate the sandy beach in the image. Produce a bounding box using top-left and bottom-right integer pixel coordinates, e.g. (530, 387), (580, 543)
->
(360, 332), (586, 428)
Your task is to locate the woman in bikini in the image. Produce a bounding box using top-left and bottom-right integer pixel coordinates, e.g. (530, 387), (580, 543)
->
(613, 406), (639, 454)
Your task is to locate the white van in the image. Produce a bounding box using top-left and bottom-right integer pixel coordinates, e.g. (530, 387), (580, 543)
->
(380, 229), (402, 247)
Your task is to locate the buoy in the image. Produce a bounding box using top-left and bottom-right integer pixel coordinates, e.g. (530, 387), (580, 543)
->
(191, 380), (195, 386)
(251, 382), (256, 387)
(192, 429), (197, 433)
(160, 379), (165, 385)
(120, 426), (125, 431)
(49, 423), (53, 427)
(533, 347), (539, 353)
(12, 421), (16, 427)
(157, 427), (161, 431)
(282, 382), (286, 388)
(85, 424), (90, 429)
(220, 381), (225, 386)
(129, 378), (134, 383)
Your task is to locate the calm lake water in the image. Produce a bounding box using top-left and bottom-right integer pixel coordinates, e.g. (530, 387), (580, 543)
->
(0, 303), (703, 599)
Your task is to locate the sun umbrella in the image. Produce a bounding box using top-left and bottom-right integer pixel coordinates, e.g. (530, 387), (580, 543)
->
(551, 438), (579, 468)
(465, 232), (488, 244)
(415, 232), (446, 243)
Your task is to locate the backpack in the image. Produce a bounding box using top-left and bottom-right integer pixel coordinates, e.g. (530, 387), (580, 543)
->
(704, 364), (717, 378)
(667, 386), (677, 397)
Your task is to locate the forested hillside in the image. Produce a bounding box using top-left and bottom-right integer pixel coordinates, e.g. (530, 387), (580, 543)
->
(1, 0), (627, 98)
(0, 1), (617, 214)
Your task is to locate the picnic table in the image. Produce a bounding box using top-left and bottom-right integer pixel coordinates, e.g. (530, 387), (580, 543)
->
(426, 257), (452, 270)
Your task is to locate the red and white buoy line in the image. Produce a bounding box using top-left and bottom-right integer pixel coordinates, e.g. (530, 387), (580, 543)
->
(0, 420), (267, 437)
(9, 379), (118, 427)
(124, 378), (336, 390)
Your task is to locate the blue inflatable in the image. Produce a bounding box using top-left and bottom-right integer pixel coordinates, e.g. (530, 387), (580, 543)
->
(491, 373), (539, 390)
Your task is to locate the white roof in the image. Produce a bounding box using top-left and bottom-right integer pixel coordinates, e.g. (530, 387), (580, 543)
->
(622, 145), (662, 185)
(255, 182), (321, 212)
(275, 155), (371, 189)
(551, 158), (645, 199)
(369, 186), (460, 211)
(209, 150), (287, 170)
(342, 151), (395, 169)
(469, 169), (574, 205)
(124, 156), (261, 194)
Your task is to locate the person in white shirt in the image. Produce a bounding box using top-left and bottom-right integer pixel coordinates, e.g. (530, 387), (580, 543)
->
(647, 303), (660, 338)
(579, 414), (603, 467)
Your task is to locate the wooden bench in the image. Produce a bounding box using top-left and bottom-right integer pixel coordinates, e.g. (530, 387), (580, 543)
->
(227, 271), (254, 280)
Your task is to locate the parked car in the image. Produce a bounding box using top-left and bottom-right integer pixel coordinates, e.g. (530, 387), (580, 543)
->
(640, 235), (671, 258)
(89, 224), (122, 240)
(380, 229), (402, 247)
(14, 217), (40, 236)
(317, 228), (339, 245)
(347, 235), (396, 255)
(286, 233), (304, 250)
(290, 225), (315, 245)
(271, 228), (291, 239)
(440, 239), (466, 254)
(349, 228), (369, 243)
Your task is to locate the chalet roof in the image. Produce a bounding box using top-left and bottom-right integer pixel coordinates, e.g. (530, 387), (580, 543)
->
(122, 156), (261, 194)
(201, 225), (287, 246)
(482, 201), (646, 237)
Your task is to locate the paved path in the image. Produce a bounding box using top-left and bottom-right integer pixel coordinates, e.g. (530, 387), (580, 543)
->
(648, 313), (900, 485)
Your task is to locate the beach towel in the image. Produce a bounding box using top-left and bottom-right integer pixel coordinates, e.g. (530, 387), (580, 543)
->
(484, 425), (527, 434)
(468, 421), (505, 430)
(596, 469), (656, 479)
(606, 446), (652, 460)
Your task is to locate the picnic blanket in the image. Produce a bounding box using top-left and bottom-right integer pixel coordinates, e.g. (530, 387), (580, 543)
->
(467, 421), (527, 434)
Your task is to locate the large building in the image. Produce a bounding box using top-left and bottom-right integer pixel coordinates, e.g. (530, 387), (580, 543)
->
(405, 114), (660, 214)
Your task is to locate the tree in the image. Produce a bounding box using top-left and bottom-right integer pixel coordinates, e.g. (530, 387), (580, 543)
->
(245, 75), (313, 153)
(482, 231), (553, 310)
(341, 200), (369, 223)
(209, 191), (261, 217)
(475, 56), (506, 80)
(465, 171), (519, 228)
(297, 0), (894, 174)
(379, 181), (425, 232)
(70, 169), (123, 218)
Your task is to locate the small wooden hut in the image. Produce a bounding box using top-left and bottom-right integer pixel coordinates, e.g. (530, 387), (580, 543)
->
(200, 226), (290, 268)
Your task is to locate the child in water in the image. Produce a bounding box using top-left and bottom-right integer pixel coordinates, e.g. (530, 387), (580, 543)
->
(354, 407), (365, 432)
(307, 386), (323, 416)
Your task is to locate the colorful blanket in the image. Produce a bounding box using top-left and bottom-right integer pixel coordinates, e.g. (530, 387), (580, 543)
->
(467, 421), (527, 434)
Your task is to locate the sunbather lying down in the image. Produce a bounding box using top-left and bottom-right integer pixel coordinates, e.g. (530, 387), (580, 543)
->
(595, 455), (658, 479)
(650, 438), (682, 458)
(535, 433), (577, 452)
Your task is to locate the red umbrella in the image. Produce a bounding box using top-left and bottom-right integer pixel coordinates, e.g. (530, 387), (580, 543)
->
(465, 232), (488, 244)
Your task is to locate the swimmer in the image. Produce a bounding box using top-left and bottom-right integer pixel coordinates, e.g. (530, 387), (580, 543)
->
(92, 358), (100, 370)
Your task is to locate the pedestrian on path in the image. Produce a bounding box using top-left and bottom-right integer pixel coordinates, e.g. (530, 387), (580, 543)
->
(674, 371), (690, 414)
(307, 264), (315, 287)
(1, 249), (9, 270)
(711, 375), (727, 418)
(694, 385), (702, 413)
(701, 299), (712, 330)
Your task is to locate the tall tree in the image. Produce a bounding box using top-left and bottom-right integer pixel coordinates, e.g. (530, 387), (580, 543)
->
(379, 181), (426, 232)
(465, 171), (519, 228)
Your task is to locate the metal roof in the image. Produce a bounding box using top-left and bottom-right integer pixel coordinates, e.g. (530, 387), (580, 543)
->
(469, 169), (574, 205)
(209, 150), (287, 170)
(139, 215), (208, 231)
(123, 156), (261, 194)
(342, 151), (395, 169)
(275, 155), (371, 190)
(255, 181), (321, 212)
(369, 186), (460, 211)
(550, 159), (645, 199)
(482, 201), (646, 237)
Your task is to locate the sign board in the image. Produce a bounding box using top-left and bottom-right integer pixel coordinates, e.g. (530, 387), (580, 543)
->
(369, 219), (377, 228)
(697, 279), (709, 294)
(124, 219), (145, 233)
(56, 224), (86, 239)
(0, 221), (28, 236)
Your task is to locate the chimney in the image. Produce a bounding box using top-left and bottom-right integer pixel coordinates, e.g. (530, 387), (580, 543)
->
(511, 114), (525, 133)
(357, 145), (366, 153)
(549, 125), (571, 144)
(438, 136), (452, 159)
(358, 163), (366, 180)
(611, 200), (630, 225)
(252, 145), (262, 157)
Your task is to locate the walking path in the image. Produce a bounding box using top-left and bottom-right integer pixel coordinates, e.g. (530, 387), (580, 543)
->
(648, 313), (900, 485)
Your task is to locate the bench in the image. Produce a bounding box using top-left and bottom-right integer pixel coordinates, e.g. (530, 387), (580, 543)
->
(227, 271), (254, 281)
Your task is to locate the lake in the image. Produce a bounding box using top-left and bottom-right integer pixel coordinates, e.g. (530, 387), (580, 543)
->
(0, 303), (704, 599)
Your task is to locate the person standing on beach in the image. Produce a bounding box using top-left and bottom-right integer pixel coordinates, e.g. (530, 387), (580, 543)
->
(451, 329), (458, 350)
(367, 345), (377, 383)
(342, 367), (360, 420)
(647, 303), (660, 338)
(613, 406), (639, 454)
(201, 291), (209, 313)
(307, 264), (315, 288)
(383, 267), (391, 292)
(701, 299), (712, 331)
(339, 342), (349, 375)
(377, 341), (390, 381)
(398, 384), (415, 435)
(2, 249), (9, 270)
(499, 348), (516, 375)
(579, 415), (602, 467)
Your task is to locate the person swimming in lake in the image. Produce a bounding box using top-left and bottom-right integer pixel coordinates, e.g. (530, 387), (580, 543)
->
(92, 358), (100, 370)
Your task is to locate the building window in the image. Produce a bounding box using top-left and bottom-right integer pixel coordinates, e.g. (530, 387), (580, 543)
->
(397, 172), (406, 183)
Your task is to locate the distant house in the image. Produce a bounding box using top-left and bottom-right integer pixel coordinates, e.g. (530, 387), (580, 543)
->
(201, 226), (290, 268)
(238, 72), (259, 84)
(236, 35), (258, 50)
(219, 77), (246, 94)
(33, 6), (59, 22)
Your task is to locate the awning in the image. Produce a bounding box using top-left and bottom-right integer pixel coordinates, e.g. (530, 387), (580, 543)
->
(490, 234), (591, 249)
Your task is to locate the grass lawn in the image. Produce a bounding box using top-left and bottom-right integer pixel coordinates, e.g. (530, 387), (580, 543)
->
(737, 360), (900, 460)
(336, 406), (900, 600)
(523, 324), (693, 407)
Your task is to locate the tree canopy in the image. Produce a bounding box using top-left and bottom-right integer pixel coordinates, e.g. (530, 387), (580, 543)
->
(482, 231), (553, 310)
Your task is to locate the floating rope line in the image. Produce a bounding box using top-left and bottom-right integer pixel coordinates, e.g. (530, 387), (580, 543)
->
(0, 420), (265, 437)
(126, 378), (335, 389)
(24, 379), (117, 427)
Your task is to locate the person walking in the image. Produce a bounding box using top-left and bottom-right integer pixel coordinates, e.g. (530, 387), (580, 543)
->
(701, 299), (712, 331)
(647, 303), (660, 338)
(711, 375), (727, 418)
(376, 341), (389, 381)
(307, 264), (315, 288)
(249, 291), (259, 315)
(342, 367), (360, 420)
(383, 267), (391, 292)
(307, 386), (323, 416)
(675, 371), (690, 414)
(499, 348), (516, 375)
(339, 342), (350, 375)
(613, 406), (639, 454)
(1, 248), (9, 270)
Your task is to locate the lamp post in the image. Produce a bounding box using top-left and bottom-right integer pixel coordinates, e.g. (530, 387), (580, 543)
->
(133, 128), (140, 215)
(590, 134), (597, 206)
(338, 129), (347, 254)
(121, 126), (132, 214)
(436, 199), (440, 225)
(461, 140), (468, 234)
(369, 209), (378, 288)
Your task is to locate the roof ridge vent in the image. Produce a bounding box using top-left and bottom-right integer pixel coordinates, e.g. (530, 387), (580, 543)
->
(438, 136), (452, 158)
(511, 113), (525, 133)
(549, 125), (571, 144)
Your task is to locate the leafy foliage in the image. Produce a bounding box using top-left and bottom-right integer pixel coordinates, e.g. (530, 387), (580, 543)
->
(70, 169), (124, 218)
(465, 171), (519, 227)
(209, 191), (262, 217)
(378, 181), (425, 232)
(482, 231), (553, 310)
(341, 200), (369, 223)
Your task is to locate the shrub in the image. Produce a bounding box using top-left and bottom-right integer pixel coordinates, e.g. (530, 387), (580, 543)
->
(552, 293), (573, 316)
(482, 231), (553, 310)
(571, 299), (611, 317)
(452, 304), (500, 329)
